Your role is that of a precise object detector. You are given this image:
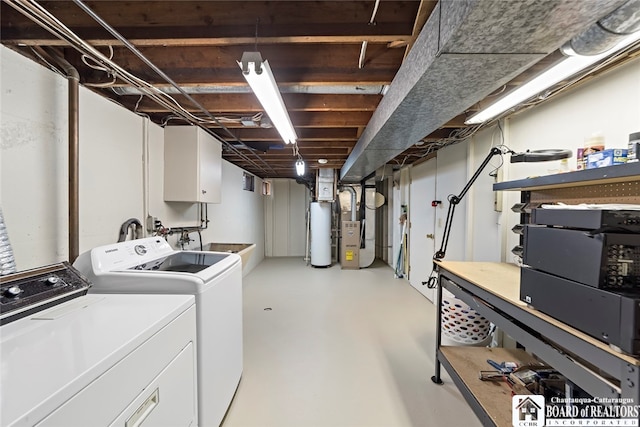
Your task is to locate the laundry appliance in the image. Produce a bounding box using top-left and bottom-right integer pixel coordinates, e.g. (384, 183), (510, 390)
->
(1, 263), (197, 427)
(74, 237), (243, 427)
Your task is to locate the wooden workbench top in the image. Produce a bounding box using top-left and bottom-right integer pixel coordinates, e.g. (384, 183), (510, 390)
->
(434, 261), (640, 366)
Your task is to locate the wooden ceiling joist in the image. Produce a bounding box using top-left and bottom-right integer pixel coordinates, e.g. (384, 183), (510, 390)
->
(125, 93), (383, 113)
(218, 128), (359, 142)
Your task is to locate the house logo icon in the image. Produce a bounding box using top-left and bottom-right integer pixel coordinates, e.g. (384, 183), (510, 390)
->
(512, 395), (545, 427)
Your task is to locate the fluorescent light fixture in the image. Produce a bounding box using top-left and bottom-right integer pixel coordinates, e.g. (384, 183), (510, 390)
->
(466, 31), (640, 125)
(295, 159), (305, 176)
(239, 52), (298, 144)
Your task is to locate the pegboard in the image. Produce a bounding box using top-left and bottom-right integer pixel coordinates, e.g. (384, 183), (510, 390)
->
(530, 180), (640, 204)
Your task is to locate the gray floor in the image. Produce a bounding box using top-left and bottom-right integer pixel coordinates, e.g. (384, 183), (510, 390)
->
(223, 257), (482, 427)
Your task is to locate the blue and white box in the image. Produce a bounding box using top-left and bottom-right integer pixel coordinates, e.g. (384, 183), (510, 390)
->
(586, 149), (627, 169)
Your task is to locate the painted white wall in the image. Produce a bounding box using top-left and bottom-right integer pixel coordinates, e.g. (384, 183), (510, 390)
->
(507, 57), (640, 182)
(449, 56), (640, 265)
(465, 125), (505, 262)
(263, 178), (307, 257)
(500, 57), (640, 261)
(79, 85), (144, 252)
(0, 45), (265, 274)
(147, 122), (265, 274)
(1, 46), (145, 265)
(434, 142), (468, 261)
(1, 47), (68, 266)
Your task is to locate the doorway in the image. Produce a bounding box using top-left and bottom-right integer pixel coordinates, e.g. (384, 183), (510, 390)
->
(408, 158), (437, 301)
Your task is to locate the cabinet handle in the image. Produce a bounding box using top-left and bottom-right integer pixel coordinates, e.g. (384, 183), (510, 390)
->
(125, 388), (159, 427)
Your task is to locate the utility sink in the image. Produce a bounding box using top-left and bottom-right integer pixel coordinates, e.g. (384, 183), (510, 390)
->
(204, 243), (255, 271)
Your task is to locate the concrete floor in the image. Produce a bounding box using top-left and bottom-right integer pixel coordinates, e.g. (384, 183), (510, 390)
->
(222, 257), (482, 427)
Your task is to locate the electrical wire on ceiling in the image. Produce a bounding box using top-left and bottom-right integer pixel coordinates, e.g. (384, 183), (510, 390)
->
(81, 46), (117, 87)
(5, 0), (277, 177)
(69, 0), (276, 175)
(132, 94), (151, 120)
(161, 112), (265, 127)
(403, 37), (639, 166)
(358, 0), (381, 69)
(403, 123), (486, 161)
(487, 120), (508, 177)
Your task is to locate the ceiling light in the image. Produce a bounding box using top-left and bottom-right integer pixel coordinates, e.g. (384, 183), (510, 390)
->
(318, 158), (328, 164)
(465, 30), (640, 125)
(296, 159), (306, 176)
(239, 52), (297, 144)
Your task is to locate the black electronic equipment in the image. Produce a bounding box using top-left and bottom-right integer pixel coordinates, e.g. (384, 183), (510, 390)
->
(531, 208), (640, 232)
(0, 262), (91, 325)
(521, 267), (640, 355)
(523, 226), (640, 289)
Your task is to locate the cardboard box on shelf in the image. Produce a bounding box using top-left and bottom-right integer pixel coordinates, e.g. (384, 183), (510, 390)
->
(586, 148), (627, 169)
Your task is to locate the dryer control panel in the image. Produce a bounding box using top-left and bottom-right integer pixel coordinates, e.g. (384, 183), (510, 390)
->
(0, 262), (90, 325)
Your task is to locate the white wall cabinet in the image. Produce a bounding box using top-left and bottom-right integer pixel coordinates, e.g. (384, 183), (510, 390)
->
(164, 126), (222, 203)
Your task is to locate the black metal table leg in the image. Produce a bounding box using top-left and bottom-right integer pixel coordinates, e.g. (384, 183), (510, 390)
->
(432, 270), (444, 385)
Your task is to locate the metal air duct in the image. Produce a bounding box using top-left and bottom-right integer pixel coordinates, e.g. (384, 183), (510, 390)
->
(340, 0), (627, 182)
(0, 208), (17, 275)
(562, 0), (640, 56)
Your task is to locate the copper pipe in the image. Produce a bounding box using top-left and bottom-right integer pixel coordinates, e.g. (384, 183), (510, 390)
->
(68, 71), (79, 262)
(38, 47), (80, 262)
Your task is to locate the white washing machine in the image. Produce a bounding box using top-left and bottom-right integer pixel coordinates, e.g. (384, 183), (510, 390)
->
(1, 277), (197, 427)
(74, 237), (243, 427)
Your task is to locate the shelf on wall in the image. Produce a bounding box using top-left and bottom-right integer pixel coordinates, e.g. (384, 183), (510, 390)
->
(493, 162), (640, 192)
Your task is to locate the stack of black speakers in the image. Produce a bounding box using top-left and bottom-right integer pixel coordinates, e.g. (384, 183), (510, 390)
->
(520, 208), (640, 355)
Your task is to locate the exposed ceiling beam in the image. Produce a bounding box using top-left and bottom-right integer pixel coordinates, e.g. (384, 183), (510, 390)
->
(64, 43), (404, 85)
(203, 111), (373, 128)
(0, 0), (420, 44)
(125, 93), (382, 113)
(3, 34), (414, 47)
(217, 128), (359, 141)
(404, 0), (438, 58)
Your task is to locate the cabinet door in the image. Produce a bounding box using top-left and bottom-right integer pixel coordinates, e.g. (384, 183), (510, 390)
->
(198, 130), (222, 204)
(164, 127), (199, 202)
(164, 126), (221, 203)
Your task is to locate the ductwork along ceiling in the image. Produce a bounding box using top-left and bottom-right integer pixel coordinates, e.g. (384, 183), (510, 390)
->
(1, 0), (639, 182)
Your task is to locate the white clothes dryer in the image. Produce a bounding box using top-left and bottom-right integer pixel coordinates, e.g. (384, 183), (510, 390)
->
(1, 291), (197, 427)
(74, 237), (243, 427)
